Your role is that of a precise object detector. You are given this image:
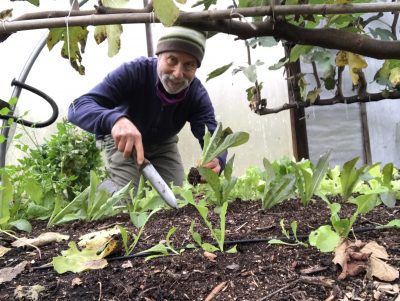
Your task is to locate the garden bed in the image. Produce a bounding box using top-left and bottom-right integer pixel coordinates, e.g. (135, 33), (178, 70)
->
(1, 198), (399, 300)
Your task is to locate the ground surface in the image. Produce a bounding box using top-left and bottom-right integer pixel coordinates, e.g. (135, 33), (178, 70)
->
(1, 198), (399, 301)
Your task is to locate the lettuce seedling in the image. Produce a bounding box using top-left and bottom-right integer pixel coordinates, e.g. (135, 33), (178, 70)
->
(0, 172), (32, 232)
(261, 158), (295, 209)
(309, 193), (380, 252)
(181, 189), (235, 253)
(126, 176), (165, 228)
(292, 152), (330, 205)
(357, 162), (397, 208)
(142, 227), (185, 260)
(47, 171), (132, 226)
(268, 219), (308, 247)
(188, 122), (249, 187)
(198, 155), (237, 207)
(118, 208), (161, 255)
(199, 122), (249, 167)
(340, 157), (369, 200)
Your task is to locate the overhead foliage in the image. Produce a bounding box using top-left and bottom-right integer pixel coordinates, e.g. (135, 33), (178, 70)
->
(1, 0), (400, 113)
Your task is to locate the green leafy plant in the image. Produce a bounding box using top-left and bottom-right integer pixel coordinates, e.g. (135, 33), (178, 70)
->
(340, 157), (369, 201)
(356, 163), (397, 208)
(198, 122), (249, 167)
(0, 171), (31, 232)
(377, 219), (400, 229)
(118, 208), (161, 255)
(47, 171), (131, 227)
(292, 152), (330, 205)
(268, 219), (308, 247)
(309, 193), (380, 252)
(190, 122), (249, 206)
(319, 165), (341, 196)
(181, 189), (235, 253)
(141, 227), (185, 260)
(12, 120), (105, 202)
(261, 158), (295, 209)
(126, 176), (166, 228)
(230, 166), (264, 200)
(198, 155), (238, 207)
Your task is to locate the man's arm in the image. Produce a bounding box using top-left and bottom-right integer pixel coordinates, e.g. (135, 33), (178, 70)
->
(68, 61), (147, 165)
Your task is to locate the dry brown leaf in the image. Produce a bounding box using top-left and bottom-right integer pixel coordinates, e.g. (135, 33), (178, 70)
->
(12, 232), (69, 248)
(366, 256), (399, 281)
(334, 240), (399, 281)
(71, 277), (83, 286)
(344, 261), (367, 278)
(332, 240), (349, 268)
(361, 241), (389, 260)
(374, 282), (399, 295)
(122, 260), (133, 269)
(203, 251), (217, 262)
(0, 245), (11, 257)
(14, 284), (45, 301)
(78, 226), (120, 250)
(0, 261), (28, 284)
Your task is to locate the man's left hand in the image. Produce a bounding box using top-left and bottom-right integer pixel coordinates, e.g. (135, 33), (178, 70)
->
(202, 158), (221, 174)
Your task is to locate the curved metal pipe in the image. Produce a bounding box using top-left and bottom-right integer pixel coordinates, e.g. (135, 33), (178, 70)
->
(0, 0), (89, 169)
(0, 79), (59, 128)
(0, 33), (48, 168)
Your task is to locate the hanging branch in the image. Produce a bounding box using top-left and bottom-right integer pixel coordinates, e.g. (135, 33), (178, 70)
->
(1, 4), (400, 59)
(254, 90), (400, 115)
(311, 61), (321, 89)
(391, 2), (399, 40)
(335, 66), (344, 99)
(185, 19), (400, 59)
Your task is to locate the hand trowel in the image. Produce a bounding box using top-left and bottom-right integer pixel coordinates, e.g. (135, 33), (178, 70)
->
(139, 159), (178, 209)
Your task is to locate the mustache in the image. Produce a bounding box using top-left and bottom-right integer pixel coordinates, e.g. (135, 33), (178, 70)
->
(161, 74), (189, 85)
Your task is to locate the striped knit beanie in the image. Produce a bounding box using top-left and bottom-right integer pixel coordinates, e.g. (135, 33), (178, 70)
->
(156, 26), (207, 67)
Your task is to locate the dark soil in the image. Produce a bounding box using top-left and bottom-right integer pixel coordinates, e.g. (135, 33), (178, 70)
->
(1, 198), (399, 301)
(187, 167), (202, 186)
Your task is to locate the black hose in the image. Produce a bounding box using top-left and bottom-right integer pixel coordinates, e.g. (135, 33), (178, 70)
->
(104, 225), (386, 262)
(31, 225), (387, 270)
(0, 79), (59, 128)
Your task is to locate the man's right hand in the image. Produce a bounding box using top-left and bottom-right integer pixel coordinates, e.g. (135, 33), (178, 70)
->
(111, 117), (144, 165)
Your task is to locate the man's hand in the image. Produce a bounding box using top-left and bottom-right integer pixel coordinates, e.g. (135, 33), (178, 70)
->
(111, 117), (144, 165)
(202, 158), (221, 174)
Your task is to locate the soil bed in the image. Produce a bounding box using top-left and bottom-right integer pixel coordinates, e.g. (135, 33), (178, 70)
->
(1, 198), (399, 300)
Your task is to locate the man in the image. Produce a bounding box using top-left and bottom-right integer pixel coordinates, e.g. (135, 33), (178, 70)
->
(68, 26), (226, 191)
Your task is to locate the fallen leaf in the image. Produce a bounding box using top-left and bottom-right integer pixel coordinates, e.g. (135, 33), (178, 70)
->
(14, 285), (45, 301)
(12, 232), (70, 248)
(333, 240), (399, 281)
(52, 241), (108, 274)
(0, 261), (28, 284)
(374, 282), (399, 295)
(361, 241), (388, 260)
(203, 251), (217, 262)
(332, 239), (348, 268)
(71, 277), (82, 286)
(122, 260), (133, 269)
(367, 256), (399, 281)
(0, 245), (11, 257)
(78, 226), (120, 250)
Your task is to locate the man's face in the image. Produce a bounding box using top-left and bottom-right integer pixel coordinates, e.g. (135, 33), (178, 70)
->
(157, 52), (198, 94)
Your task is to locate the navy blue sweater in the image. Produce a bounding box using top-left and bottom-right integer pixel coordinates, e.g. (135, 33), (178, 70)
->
(68, 56), (226, 169)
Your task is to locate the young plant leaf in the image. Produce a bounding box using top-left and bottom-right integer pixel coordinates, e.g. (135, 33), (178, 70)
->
(206, 62), (233, 82)
(153, 0), (179, 27)
(377, 219), (400, 229)
(340, 157), (367, 200)
(309, 225), (341, 253)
